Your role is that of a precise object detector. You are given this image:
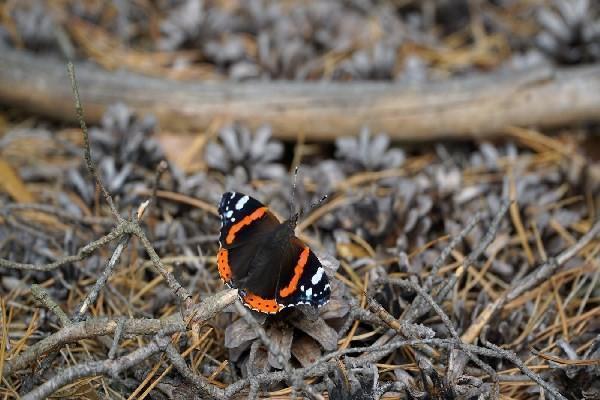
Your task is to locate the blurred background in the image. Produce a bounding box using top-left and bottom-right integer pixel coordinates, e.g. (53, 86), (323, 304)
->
(2, 0), (598, 78)
(1, 1), (600, 399)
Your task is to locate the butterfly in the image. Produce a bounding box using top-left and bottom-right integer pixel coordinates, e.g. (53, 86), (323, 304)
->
(216, 192), (330, 314)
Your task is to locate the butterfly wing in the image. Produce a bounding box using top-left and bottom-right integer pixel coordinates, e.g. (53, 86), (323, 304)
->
(218, 232), (286, 314)
(234, 237), (330, 314)
(218, 192), (280, 248)
(275, 237), (331, 309)
(217, 192), (330, 314)
(217, 192), (280, 292)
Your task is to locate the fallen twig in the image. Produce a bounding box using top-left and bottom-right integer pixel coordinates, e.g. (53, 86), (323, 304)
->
(21, 330), (173, 400)
(3, 49), (600, 140)
(2, 316), (184, 376)
(30, 284), (70, 327)
(462, 218), (600, 344)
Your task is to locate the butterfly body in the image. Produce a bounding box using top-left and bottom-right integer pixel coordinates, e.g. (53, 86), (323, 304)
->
(217, 192), (330, 314)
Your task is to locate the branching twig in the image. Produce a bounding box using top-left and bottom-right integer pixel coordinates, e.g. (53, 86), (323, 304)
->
(462, 217), (600, 343)
(404, 199), (511, 323)
(133, 222), (193, 306)
(0, 227), (124, 271)
(164, 344), (224, 400)
(435, 199), (511, 303)
(30, 284), (70, 326)
(21, 330), (174, 400)
(4, 288), (239, 377)
(234, 302), (324, 400)
(508, 218), (600, 303)
(402, 279), (500, 397)
(429, 210), (484, 278)
(108, 317), (125, 359)
(480, 332), (568, 400)
(67, 62), (121, 221)
(366, 297), (435, 340)
(2, 316), (185, 376)
(73, 234), (131, 321)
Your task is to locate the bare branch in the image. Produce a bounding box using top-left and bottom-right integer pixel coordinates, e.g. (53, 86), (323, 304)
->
(4, 287), (240, 377)
(5, 49), (600, 140)
(404, 199), (511, 323)
(480, 332), (567, 400)
(234, 302), (324, 400)
(429, 210), (484, 278)
(67, 61), (121, 220)
(131, 221), (193, 306)
(403, 279), (499, 397)
(164, 344), (225, 400)
(462, 217), (600, 344)
(0, 225), (124, 271)
(21, 331), (173, 400)
(108, 317), (125, 360)
(30, 284), (70, 326)
(72, 234), (131, 321)
(3, 316), (185, 376)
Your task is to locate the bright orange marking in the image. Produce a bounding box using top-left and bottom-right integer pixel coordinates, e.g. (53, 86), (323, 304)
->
(217, 248), (232, 282)
(226, 207), (267, 245)
(279, 246), (309, 298)
(242, 292), (281, 313)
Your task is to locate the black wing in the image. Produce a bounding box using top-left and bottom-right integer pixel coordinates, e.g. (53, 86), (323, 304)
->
(276, 237), (331, 309)
(217, 192), (281, 306)
(218, 192), (280, 248)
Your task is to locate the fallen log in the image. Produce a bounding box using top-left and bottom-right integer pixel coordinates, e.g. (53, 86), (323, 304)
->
(1, 48), (599, 140)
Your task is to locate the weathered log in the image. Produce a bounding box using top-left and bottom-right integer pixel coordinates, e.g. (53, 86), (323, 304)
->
(1, 48), (599, 140)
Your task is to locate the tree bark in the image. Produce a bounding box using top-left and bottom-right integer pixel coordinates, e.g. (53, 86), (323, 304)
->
(1, 48), (599, 140)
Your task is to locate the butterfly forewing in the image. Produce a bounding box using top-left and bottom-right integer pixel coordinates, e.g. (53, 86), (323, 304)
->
(218, 192), (280, 248)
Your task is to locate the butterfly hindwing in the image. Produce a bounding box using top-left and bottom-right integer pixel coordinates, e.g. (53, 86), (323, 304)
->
(275, 237), (331, 309)
(217, 242), (283, 314)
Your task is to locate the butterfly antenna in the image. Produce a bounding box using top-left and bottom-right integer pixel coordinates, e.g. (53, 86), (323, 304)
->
(290, 165), (300, 218)
(298, 194), (328, 220)
(310, 195), (328, 209)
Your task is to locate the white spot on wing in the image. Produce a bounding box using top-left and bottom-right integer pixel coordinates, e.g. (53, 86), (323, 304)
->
(305, 287), (313, 297)
(311, 267), (325, 285)
(225, 210), (233, 218)
(235, 195), (249, 210)
(230, 192), (236, 199)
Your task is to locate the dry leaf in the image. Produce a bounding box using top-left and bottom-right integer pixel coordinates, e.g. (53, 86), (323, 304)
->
(266, 323), (293, 370)
(291, 316), (338, 351)
(224, 318), (257, 349)
(291, 335), (322, 368)
(319, 298), (350, 321)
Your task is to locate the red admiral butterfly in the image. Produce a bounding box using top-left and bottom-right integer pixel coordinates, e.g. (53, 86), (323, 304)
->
(216, 192), (331, 314)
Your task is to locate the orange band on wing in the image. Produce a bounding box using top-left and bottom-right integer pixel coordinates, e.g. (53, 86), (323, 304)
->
(225, 207), (267, 245)
(217, 248), (232, 282)
(279, 246), (309, 298)
(242, 291), (281, 313)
